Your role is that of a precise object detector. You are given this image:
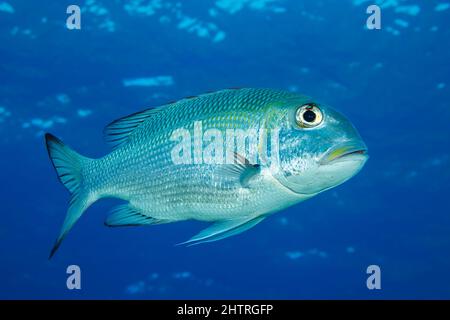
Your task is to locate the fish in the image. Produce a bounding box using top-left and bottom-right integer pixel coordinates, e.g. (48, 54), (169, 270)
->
(45, 88), (368, 258)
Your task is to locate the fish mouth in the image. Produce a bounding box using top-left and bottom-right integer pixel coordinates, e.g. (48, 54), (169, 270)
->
(320, 142), (368, 165)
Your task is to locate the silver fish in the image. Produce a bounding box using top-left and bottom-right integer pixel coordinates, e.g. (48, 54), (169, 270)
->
(45, 88), (368, 257)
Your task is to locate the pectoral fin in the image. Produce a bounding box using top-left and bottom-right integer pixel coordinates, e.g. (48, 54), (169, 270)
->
(214, 152), (261, 188)
(179, 216), (265, 246)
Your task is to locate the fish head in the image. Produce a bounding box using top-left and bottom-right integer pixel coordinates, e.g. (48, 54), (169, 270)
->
(265, 96), (368, 195)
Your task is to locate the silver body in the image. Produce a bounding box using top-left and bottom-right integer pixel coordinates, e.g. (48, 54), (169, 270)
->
(46, 88), (368, 256)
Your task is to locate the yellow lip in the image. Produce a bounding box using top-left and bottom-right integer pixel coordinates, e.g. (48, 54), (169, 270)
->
(321, 143), (368, 164)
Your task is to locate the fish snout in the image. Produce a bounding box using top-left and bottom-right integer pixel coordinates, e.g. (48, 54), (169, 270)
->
(319, 141), (368, 165)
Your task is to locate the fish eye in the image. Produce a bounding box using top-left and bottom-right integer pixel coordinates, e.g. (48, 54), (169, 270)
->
(295, 104), (323, 128)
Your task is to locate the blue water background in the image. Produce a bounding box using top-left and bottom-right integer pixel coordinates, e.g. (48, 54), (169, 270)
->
(0, 0), (449, 299)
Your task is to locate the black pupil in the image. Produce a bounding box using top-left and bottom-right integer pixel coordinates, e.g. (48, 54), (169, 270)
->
(303, 110), (316, 123)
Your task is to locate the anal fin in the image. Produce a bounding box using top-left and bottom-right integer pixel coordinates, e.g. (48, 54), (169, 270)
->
(179, 216), (265, 246)
(105, 204), (167, 227)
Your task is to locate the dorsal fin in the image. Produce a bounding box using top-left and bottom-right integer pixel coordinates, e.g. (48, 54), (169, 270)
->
(104, 107), (162, 149)
(104, 89), (246, 149)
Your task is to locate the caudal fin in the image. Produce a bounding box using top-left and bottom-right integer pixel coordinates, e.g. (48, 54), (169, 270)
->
(45, 133), (96, 259)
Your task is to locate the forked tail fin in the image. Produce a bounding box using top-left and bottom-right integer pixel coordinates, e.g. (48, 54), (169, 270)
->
(45, 133), (97, 259)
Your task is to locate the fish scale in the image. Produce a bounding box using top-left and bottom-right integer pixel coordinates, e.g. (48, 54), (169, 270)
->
(93, 89), (298, 218)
